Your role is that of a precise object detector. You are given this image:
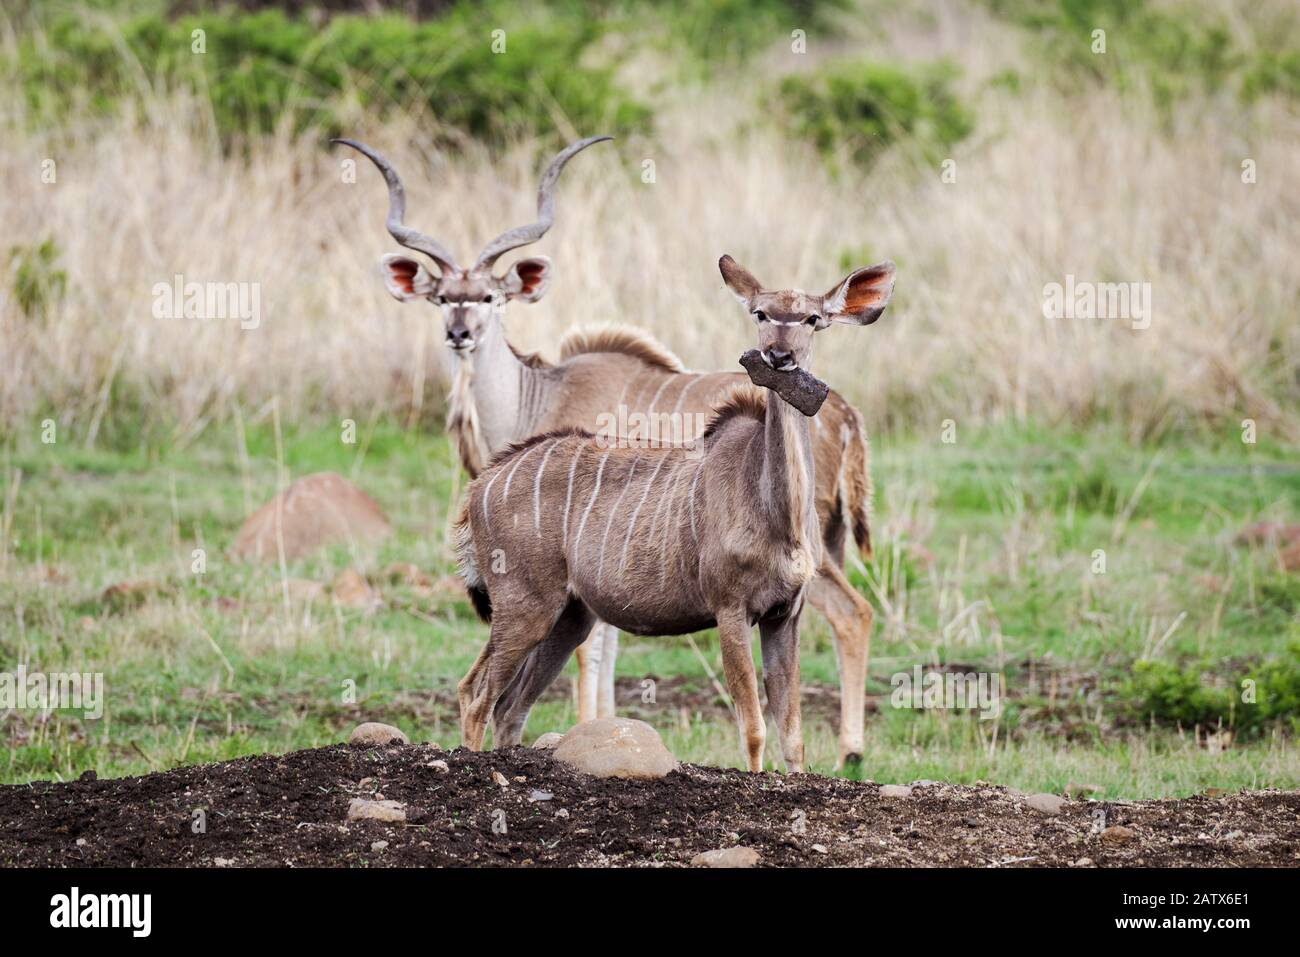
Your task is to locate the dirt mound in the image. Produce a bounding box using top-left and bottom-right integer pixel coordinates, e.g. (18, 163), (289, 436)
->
(1, 746), (1295, 867)
(230, 472), (390, 562)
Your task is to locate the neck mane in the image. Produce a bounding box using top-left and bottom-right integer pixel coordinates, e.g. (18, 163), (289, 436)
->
(446, 315), (554, 477)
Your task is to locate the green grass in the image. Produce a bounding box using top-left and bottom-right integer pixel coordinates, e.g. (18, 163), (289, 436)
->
(2, 418), (1297, 796)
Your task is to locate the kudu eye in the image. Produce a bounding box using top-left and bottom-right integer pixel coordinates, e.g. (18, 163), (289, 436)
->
(753, 310), (769, 323)
(481, 294), (493, 303)
(805, 314), (820, 326)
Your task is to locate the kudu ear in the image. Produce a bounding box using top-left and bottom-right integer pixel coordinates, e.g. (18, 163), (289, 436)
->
(822, 261), (896, 325)
(718, 255), (763, 306)
(380, 254), (438, 302)
(502, 256), (552, 303)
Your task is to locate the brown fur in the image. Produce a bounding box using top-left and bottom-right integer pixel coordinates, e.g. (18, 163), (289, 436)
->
(559, 324), (686, 373)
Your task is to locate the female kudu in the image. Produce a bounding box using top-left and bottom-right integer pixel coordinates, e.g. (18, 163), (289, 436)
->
(454, 256), (895, 771)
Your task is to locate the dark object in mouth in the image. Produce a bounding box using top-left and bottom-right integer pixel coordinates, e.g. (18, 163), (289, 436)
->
(739, 349), (830, 416)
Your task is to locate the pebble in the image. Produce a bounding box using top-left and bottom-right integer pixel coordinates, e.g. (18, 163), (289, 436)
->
(529, 790), (554, 802)
(879, 784), (914, 799)
(1025, 793), (1066, 815)
(370, 841), (388, 852)
(427, 760), (449, 773)
(492, 770), (510, 787)
(1100, 825), (1137, 845)
(347, 798), (407, 823)
(690, 846), (760, 868)
(532, 732), (564, 749)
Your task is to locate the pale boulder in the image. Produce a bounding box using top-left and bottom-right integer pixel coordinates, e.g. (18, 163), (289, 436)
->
(348, 722), (409, 746)
(552, 718), (677, 780)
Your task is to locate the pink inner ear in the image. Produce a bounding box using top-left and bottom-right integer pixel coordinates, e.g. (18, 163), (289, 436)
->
(388, 261), (417, 294)
(517, 262), (545, 292)
(845, 275), (891, 312)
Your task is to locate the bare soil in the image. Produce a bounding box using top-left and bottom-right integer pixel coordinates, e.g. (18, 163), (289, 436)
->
(2, 744), (1296, 867)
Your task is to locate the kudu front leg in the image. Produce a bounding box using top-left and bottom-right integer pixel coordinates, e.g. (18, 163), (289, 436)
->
(759, 608), (805, 773)
(716, 608), (765, 772)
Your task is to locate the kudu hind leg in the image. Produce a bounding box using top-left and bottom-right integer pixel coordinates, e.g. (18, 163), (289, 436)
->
(759, 609), (805, 773)
(805, 560), (874, 767)
(493, 599), (597, 746)
(459, 600), (564, 750)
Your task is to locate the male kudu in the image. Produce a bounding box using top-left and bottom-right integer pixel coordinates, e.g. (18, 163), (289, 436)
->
(340, 136), (879, 764)
(454, 256), (895, 771)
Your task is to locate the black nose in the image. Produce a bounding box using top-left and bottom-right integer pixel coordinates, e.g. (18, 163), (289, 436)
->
(447, 326), (473, 345)
(765, 348), (793, 368)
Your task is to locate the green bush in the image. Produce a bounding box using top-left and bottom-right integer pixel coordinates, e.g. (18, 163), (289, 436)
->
(9, 5), (652, 144)
(983, 0), (1300, 104)
(776, 59), (974, 170)
(1121, 646), (1300, 737)
(8, 240), (67, 321)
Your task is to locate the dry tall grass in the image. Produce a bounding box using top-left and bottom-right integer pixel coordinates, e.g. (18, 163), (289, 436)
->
(1, 1), (1297, 442)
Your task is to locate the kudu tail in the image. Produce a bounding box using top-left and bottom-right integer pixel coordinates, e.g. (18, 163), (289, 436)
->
(453, 498), (492, 622)
(841, 405), (874, 559)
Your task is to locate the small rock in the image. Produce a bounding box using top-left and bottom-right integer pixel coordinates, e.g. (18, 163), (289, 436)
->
(492, 770), (510, 787)
(214, 857), (235, 867)
(555, 808), (569, 819)
(285, 578), (325, 603)
(347, 798), (406, 823)
(75, 838), (87, 847)
(427, 760), (449, 773)
(383, 562), (433, 589)
(1072, 857), (1094, 867)
(1224, 830), (1245, 840)
(552, 718), (677, 780)
(1025, 793), (1066, 815)
(532, 732), (564, 749)
(879, 784), (914, 799)
(331, 568), (382, 611)
(348, 722), (409, 746)
(1101, 825), (1137, 846)
(370, 840), (388, 852)
(100, 580), (169, 613)
(691, 847), (760, 868)
(811, 843), (828, 854)
(529, 790), (554, 803)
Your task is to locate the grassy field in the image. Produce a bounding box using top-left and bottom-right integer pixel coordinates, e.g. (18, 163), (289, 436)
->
(3, 416), (1296, 796)
(1, 0), (1298, 801)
